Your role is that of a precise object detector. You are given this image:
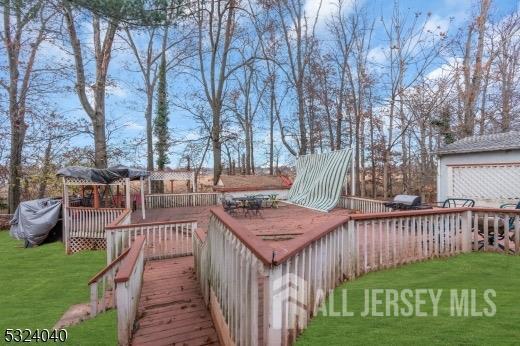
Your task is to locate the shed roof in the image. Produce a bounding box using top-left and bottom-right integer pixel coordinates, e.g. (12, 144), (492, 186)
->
(437, 131), (520, 155)
(213, 175), (291, 192)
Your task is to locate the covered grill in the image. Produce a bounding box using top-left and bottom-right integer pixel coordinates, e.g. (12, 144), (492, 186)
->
(384, 195), (431, 211)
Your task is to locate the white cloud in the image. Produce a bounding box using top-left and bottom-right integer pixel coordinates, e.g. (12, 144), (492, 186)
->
(424, 15), (451, 34)
(427, 57), (461, 80)
(106, 84), (127, 98)
(125, 121), (144, 130)
(368, 46), (387, 65)
(304, 0), (356, 30)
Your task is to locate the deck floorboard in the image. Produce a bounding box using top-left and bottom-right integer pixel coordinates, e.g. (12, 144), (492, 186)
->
(131, 256), (220, 346)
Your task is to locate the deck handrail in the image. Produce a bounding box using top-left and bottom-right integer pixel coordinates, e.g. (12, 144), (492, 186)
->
(88, 248), (131, 285)
(114, 236), (146, 346)
(68, 206), (126, 211)
(145, 192), (220, 208)
(210, 207), (274, 265)
(105, 209), (132, 228)
(115, 236), (146, 283)
(87, 248), (131, 318)
(338, 196), (392, 213)
(105, 218), (197, 230)
(145, 192), (219, 196)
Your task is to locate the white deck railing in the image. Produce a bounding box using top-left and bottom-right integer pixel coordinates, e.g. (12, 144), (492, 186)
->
(88, 247), (130, 317)
(337, 196), (392, 213)
(87, 235), (146, 346)
(196, 207), (493, 345)
(201, 214), (268, 346)
(471, 208), (520, 254)
(145, 192), (220, 208)
(115, 235), (146, 346)
(106, 218), (197, 263)
(67, 207), (125, 238)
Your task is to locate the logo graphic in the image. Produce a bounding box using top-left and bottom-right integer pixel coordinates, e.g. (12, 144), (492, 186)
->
(271, 273), (308, 330)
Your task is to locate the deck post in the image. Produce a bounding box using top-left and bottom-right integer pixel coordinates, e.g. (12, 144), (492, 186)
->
(351, 150), (356, 197)
(62, 179), (69, 253)
(90, 282), (98, 317)
(266, 265), (283, 346)
(461, 210), (473, 252)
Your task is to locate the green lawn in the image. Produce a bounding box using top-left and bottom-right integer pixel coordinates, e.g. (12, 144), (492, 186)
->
(0, 231), (116, 345)
(297, 253), (520, 345)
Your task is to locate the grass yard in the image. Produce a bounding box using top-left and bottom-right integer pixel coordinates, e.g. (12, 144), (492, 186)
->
(297, 253), (520, 345)
(0, 231), (116, 345)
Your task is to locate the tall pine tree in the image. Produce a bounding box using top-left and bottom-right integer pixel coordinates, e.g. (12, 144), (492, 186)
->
(154, 53), (170, 170)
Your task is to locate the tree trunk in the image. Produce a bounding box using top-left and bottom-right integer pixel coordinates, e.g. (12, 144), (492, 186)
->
(145, 91), (154, 170)
(38, 138), (53, 199)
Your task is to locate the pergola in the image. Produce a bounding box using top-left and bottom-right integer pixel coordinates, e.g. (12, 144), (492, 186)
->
(59, 166), (148, 220)
(147, 170), (196, 194)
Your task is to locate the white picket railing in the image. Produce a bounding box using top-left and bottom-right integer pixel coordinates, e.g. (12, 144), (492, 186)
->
(145, 192), (220, 208)
(203, 213), (269, 346)
(88, 247), (131, 317)
(471, 208), (520, 254)
(115, 235), (146, 346)
(106, 219), (197, 263)
(196, 207), (484, 346)
(337, 196), (392, 213)
(67, 207), (125, 238)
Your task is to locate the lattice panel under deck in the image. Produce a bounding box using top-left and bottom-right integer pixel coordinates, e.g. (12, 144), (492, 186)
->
(69, 237), (106, 254)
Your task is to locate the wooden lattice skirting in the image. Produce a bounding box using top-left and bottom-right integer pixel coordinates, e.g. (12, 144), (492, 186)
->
(68, 237), (106, 254)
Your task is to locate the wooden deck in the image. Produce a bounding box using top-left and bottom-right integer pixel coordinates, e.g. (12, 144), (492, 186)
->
(132, 256), (220, 346)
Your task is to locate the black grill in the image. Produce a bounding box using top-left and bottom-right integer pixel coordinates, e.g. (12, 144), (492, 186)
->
(384, 195), (431, 211)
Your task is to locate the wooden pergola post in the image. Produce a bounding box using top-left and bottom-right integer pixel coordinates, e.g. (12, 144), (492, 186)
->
(140, 177), (146, 220)
(125, 178), (131, 210)
(93, 185), (100, 209)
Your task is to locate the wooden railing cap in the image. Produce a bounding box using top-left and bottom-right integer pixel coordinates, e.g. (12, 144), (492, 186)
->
(210, 207), (274, 265)
(106, 219), (197, 231)
(88, 247), (131, 285)
(115, 235), (146, 283)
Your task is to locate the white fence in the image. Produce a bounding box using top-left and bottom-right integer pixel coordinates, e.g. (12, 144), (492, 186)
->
(145, 192), (219, 208)
(337, 196), (392, 213)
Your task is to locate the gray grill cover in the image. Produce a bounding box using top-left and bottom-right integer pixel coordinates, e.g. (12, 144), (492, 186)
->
(10, 198), (62, 246)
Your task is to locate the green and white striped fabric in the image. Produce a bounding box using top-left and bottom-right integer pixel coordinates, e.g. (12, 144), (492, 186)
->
(287, 149), (352, 212)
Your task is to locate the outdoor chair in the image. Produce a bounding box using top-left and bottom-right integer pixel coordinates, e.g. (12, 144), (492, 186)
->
(436, 198), (475, 208)
(268, 194), (279, 208)
(222, 198), (239, 216)
(244, 199), (263, 217)
(476, 200), (519, 252)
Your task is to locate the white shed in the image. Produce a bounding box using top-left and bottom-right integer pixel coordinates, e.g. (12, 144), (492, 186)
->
(437, 131), (520, 207)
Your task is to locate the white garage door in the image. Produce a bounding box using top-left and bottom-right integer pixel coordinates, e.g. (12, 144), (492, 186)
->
(449, 163), (520, 202)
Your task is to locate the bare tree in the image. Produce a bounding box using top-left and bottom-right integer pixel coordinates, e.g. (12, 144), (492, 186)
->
(459, 0), (491, 136)
(62, 2), (120, 168)
(1, 0), (54, 212)
(191, 0), (244, 184)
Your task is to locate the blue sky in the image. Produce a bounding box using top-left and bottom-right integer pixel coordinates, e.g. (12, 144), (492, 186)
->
(16, 0), (520, 169)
